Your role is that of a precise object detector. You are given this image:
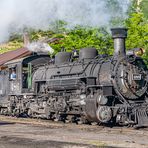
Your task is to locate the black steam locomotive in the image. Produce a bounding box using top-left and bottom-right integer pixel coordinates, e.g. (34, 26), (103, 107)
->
(0, 28), (148, 127)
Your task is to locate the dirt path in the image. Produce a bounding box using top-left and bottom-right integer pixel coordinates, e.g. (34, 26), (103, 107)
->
(0, 117), (147, 148)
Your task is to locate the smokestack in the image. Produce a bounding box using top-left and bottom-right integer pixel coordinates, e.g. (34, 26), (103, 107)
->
(23, 32), (30, 47)
(111, 28), (127, 58)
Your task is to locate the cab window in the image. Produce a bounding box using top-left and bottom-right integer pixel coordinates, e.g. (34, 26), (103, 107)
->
(22, 63), (32, 89)
(22, 66), (28, 88)
(9, 67), (17, 80)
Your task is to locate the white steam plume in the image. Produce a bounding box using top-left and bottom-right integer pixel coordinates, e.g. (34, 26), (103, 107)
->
(0, 0), (130, 43)
(27, 42), (54, 54)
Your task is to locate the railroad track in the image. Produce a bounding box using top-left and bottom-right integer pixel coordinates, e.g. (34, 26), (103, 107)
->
(0, 115), (147, 136)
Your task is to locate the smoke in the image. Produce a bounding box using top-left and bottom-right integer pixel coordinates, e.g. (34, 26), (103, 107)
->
(0, 0), (131, 43)
(27, 42), (54, 54)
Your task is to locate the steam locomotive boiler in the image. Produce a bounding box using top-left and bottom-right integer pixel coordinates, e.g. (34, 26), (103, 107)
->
(0, 28), (148, 127)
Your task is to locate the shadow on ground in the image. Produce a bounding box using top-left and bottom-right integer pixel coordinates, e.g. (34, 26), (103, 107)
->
(0, 136), (124, 148)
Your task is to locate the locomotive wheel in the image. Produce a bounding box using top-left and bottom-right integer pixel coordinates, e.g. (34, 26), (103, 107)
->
(96, 106), (112, 123)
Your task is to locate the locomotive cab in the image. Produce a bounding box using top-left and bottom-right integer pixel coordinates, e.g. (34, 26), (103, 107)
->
(5, 55), (51, 95)
(6, 59), (23, 95)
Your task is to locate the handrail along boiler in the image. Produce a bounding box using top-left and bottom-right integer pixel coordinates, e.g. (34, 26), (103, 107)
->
(0, 28), (148, 127)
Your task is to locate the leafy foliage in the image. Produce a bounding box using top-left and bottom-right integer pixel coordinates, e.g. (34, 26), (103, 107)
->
(130, 0), (148, 19)
(125, 13), (148, 63)
(0, 41), (23, 54)
(50, 26), (113, 55)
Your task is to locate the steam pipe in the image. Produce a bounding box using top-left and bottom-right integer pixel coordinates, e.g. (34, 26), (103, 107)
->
(111, 28), (127, 58)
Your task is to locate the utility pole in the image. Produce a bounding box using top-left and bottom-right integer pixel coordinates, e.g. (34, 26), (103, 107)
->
(136, 0), (142, 12)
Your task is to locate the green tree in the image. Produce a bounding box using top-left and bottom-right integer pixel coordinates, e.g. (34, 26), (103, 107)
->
(141, 0), (148, 19)
(125, 13), (148, 63)
(50, 26), (113, 55)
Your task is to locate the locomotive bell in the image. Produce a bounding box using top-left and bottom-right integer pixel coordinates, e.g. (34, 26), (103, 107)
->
(111, 28), (127, 58)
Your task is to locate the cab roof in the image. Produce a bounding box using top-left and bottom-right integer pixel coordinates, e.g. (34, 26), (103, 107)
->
(0, 47), (32, 66)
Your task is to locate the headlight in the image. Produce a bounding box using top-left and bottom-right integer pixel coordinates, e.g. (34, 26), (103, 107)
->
(127, 48), (145, 57)
(134, 48), (145, 56)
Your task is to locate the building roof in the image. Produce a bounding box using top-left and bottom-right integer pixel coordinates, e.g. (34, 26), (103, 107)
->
(0, 37), (61, 69)
(0, 47), (32, 67)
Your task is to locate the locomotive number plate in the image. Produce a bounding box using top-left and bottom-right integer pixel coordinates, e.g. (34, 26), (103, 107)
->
(132, 74), (142, 80)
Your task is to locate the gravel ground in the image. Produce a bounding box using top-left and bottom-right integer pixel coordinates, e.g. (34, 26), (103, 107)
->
(0, 119), (147, 148)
